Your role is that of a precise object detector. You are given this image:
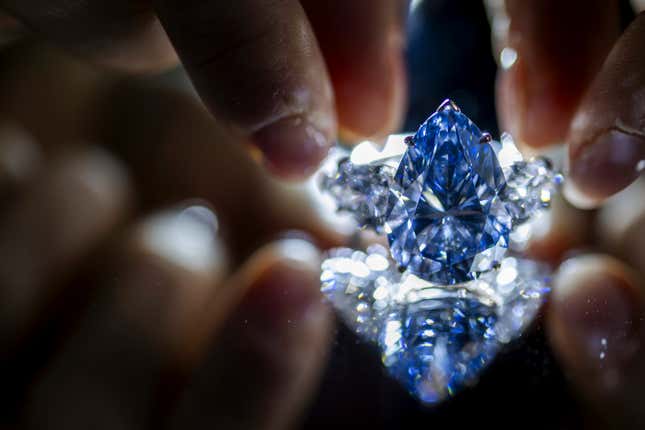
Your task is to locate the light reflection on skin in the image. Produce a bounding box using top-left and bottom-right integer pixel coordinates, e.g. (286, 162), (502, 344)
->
(500, 47), (518, 70)
(274, 238), (321, 269)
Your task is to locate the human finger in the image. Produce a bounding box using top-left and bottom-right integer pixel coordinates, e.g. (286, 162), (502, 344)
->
(0, 148), (131, 352)
(154, 0), (336, 178)
(488, 0), (620, 149)
(0, 0), (177, 73)
(565, 12), (645, 208)
(168, 239), (332, 430)
(548, 254), (645, 428)
(21, 205), (227, 430)
(596, 177), (645, 273)
(301, 0), (408, 141)
(100, 81), (350, 260)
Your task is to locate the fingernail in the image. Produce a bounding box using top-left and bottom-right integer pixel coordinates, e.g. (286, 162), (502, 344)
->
(272, 238), (321, 272)
(137, 203), (227, 275)
(569, 130), (645, 204)
(562, 179), (604, 210)
(253, 115), (333, 179)
(551, 256), (642, 393)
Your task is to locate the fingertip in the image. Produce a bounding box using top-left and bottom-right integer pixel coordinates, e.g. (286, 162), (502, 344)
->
(243, 251), (330, 343)
(548, 255), (644, 422)
(493, 0), (620, 149)
(235, 239), (321, 288)
(303, 0), (407, 141)
(565, 12), (645, 203)
(551, 255), (639, 305)
(562, 179), (604, 210)
(155, 0), (337, 179)
(567, 130), (645, 205)
(169, 238), (331, 430)
(133, 203), (228, 279)
(334, 40), (407, 141)
(596, 178), (645, 272)
(253, 115), (335, 180)
(269, 238), (323, 272)
(496, 56), (573, 149)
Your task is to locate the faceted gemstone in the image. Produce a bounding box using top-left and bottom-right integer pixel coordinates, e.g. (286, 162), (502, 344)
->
(502, 157), (562, 224)
(386, 103), (511, 284)
(320, 247), (549, 405)
(320, 157), (394, 233)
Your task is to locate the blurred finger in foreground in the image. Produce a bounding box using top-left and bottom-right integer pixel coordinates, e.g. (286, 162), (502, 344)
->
(22, 205), (227, 430)
(302, 0), (407, 141)
(490, 0), (620, 149)
(548, 254), (645, 429)
(566, 12), (645, 208)
(169, 239), (332, 430)
(0, 148), (130, 351)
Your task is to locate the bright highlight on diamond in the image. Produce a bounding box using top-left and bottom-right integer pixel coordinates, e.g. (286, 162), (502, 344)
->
(318, 100), (561, 405)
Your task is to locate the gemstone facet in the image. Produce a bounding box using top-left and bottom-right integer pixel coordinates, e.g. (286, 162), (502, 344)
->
(385, 104), (511, 284)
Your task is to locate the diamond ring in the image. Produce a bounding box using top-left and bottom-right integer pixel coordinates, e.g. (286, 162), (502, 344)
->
(317, 100), (563, 405)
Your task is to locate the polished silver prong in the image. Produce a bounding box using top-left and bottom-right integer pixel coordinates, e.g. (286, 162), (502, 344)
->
(404, 136), (415, 146)
(437, 99), (461, 112)
(480, 132), (493, 144)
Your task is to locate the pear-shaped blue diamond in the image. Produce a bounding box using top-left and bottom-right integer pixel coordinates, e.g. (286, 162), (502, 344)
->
(385, 102), (511, 284)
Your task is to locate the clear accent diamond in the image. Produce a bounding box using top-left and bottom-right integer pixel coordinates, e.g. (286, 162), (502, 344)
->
(321, 247), (549, 404)
(320, 157), (395, 233)
(502, 157), (563, 225)
(321, 245), (397, 341)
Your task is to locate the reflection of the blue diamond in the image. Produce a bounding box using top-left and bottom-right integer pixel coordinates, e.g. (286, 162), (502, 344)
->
(321, 245), (550, 404)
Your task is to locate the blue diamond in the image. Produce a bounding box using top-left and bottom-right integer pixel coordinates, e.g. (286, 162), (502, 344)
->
(385, 102), (511, 284)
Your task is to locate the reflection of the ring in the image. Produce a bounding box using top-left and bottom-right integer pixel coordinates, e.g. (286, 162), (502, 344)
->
(321, 244), (549, 405)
